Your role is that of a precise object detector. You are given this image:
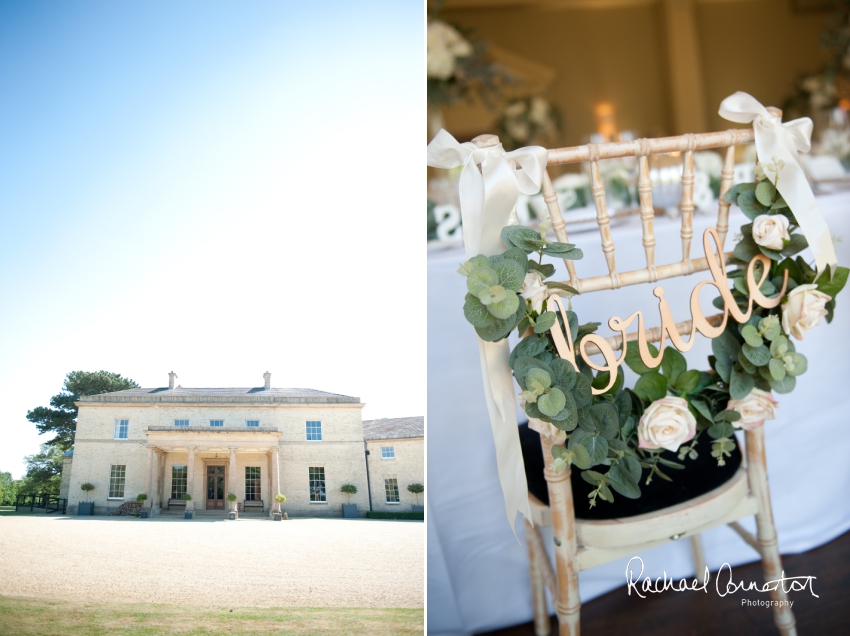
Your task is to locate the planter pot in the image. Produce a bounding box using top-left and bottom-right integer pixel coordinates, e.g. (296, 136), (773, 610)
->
(77, 502), (95, 516)
(342, 503), (358, 518)
(184, 510), (194, 520)
(228, 511), (238, 520)
(272, 512), (282, 521)
(140, 509), (150, 519)
(410, 505), (424, 513)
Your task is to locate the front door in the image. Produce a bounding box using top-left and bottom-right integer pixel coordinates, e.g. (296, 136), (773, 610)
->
(206, 465), (225, 510)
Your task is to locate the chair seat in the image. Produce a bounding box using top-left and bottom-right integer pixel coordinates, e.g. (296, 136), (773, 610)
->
(519, 422), (743, 520)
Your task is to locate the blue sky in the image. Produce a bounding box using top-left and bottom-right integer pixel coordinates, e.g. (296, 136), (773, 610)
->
(0, 1), (424, 477)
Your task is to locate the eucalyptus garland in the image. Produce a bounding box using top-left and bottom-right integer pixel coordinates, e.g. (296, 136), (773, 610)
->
(459, 163), (848, 508)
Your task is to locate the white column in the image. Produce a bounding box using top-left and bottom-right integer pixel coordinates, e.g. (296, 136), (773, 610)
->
(271, 447), (281, 514)
(150, 449), (160, 513)
(228, 446), (238, 511)
(186, 446), (196, 511)
(144, 445), (154, 508)
(267, 450), (273, 517)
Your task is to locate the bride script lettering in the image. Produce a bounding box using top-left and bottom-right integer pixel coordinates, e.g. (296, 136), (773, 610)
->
(547, 227), (789, 394)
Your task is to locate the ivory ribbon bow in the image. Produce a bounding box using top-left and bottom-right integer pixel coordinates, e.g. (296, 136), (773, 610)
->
(427, 129), (548, 534)
(719, 91), (837, 276)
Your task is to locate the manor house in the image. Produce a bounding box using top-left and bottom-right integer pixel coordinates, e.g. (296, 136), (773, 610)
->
(59, 372), (424, 517)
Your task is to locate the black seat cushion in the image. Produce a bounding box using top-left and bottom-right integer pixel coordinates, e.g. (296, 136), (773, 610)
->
(519, 422), (743, 520)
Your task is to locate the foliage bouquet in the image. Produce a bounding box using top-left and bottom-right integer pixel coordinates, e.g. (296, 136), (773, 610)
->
(458, 171), (847, 508)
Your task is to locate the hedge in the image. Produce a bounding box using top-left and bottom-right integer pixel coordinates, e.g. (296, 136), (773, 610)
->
(366, 511), (423, 520)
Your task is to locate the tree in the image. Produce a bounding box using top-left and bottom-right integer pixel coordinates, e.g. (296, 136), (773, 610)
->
(407, 483), (424, 506)
(17, 445), (63, 495)
(340, 483), (357, 503)
(0, 471), (20, 505)
(26, 370), (139, 452)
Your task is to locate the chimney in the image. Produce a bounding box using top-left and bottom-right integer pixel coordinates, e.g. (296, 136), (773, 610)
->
(168, 371), (177, 390)
(263, 371), (271, 390)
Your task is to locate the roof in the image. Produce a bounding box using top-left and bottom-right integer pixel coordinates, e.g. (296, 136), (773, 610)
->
(77, 387), (360, 405)
(363, 416), (424, 441)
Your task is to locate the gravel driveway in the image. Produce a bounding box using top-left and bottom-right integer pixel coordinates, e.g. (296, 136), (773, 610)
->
(0, 516), (423, 608)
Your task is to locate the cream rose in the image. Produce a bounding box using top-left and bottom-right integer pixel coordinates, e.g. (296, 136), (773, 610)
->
(752, 214), (790, 250)
(520, 271), (549, 314)
(637, 397), (696, 452)
(781, 283), (831, 340)
(427, 21), (472, 80)
(727, 388), (778, 431)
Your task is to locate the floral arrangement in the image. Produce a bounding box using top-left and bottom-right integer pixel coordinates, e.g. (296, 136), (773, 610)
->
(427, 19), (509, 109)
(458, 161), (847, 507)
(493, 96), (561, 151)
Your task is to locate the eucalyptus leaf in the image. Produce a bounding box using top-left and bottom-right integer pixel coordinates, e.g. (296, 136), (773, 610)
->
(742, 343), (771, 366)
(634, 371), (667, 402)
(768, 358), (786, 381)
(733, 235), (761, 261)
(741, 325), (763, 347)
(550, 358), (577, 390)
(492, 258), (526, 292)
(538, 387), (567, 417)
(674, 369), (700, 394)
(466, 266), (500, 296)
(463, 294), (496, 328)
(571, 373), (593, 408)
(570, 443), (592, 470)
(582, 435), (609, 465)
(781, 233), (808, 257)
(661, 347), (687, 384)
(768, 373), (796, 394)
(755, 180), (775, 207)
(487, 290), (520, 319)
(729, 366), (755, 400)
(534, 311), (557, 334)
(607, 463), (641, 499)
(624, 341), (660, 375)
(737, 189), (767, 220)
(590, 403), (619, 440)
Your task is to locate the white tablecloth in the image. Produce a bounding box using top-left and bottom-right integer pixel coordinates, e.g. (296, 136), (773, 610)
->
(427, 193), (850, 634)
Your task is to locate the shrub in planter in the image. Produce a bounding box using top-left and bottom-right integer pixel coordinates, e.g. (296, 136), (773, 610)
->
(78, 483), (95, 515)
(272, 493), (286, 520)
(137, 493), (149, 518)
(340, 484), (358, 518)
(408, 483), (424, 512)
(182, 493), (193, 519)
(227, 492), (238, 519)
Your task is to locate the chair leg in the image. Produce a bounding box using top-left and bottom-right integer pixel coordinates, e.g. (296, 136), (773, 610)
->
(539, 435), (580, 636)
(526, 519), (551, 636)
(689, 533), (708, 585)
(745, 428), (797, 636)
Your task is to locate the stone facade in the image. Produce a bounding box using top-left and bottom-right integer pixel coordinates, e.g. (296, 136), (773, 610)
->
(363, 417), (425, 513)
(61, 375), (423, 518)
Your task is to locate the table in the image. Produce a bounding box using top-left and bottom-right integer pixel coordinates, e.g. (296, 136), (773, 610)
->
(427, 194), (850, 634)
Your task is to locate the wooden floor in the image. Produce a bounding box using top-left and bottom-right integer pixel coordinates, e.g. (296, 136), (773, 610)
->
(484, 531), (850, 635)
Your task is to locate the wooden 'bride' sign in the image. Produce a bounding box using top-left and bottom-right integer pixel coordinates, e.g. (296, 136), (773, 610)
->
(548, 227), (789, 394)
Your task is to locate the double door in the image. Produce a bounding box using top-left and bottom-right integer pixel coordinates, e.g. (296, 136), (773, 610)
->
(206, 465), (226, 510)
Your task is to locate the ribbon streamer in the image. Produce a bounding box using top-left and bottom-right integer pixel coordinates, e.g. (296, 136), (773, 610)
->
(427, 130), (547, 534)
(719, 91), (837, 276)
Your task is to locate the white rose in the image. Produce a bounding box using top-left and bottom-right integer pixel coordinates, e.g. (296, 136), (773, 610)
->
(529, 97), (550, 126)
(752, 214), (790, 250)
(637, 397), (696, 452)
(727, 388), (778, 431)
(506, 120), (531, 143)
(519, 271), (549, 314)
(427, 21), (472, 80)
(781, 283), (831, 340)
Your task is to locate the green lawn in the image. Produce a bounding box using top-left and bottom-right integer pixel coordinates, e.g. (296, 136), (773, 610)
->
(0, 597), (423, 635)
(0, 505), (35, 515)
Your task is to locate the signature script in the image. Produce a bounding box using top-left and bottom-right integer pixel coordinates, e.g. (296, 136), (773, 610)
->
(625, 556), (818, 601)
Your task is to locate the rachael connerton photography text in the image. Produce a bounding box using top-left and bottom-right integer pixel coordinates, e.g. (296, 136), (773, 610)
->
(625, 556), (818, 605)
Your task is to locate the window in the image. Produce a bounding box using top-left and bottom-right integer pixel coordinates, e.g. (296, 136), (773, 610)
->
(381, 446), (395, 459)
(108, 465), (126, 499)
(113, 419), (129, 439)
(385, 477), (400, 504)
(174, 419), (189, 427)
(245, 467), (261, 501)
(306, 421), (322, 441)
(309, 467), (326, 502)
(171, 466), (187, 498)
(246, 420), (260, 427)
(210, 419), (224, 427)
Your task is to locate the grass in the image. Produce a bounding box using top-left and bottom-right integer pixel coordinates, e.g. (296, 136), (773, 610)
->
(0, 597), (423, 635)
(0, 505), (37, 515)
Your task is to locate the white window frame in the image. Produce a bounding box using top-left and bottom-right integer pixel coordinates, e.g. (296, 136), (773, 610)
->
(108, 464), (126, 499)
(209, 419), (224, 427)
(381, 446), (395, 460)
(309, 466), (326, 503)
(246, 420), (260, 427)
(174, 419), (189, 427)
(384, 476), (400, 504)
(113, 419), (129, 440)
(306, 420), (322, 442)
